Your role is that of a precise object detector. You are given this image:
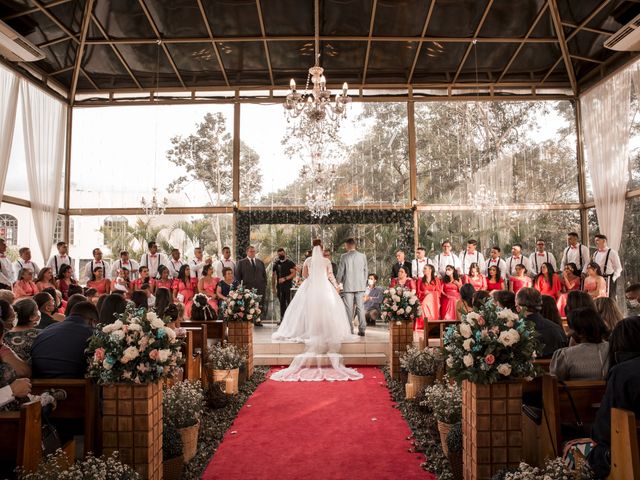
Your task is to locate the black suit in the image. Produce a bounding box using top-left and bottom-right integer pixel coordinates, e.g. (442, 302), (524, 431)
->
(391, 261), (412, 280)
(526, 312), (567, 358)
(236, 256), (268, 322)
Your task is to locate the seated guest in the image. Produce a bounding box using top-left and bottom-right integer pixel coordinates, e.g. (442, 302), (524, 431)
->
(363, 274), (384, 326)
(86, 266), (111, 295)
(463, 262), (486, 291)
(173, 265), (196, 317)
(417, 265), (441, 325)
(433, 241), (462, 277)
(64, 293), (87, 317)
(190, 293), (216, 321)
(456, 284), (475, 320)
(540, 295), (563, 328)
(198, 264), (220, 314)
(390, 266), (416, 291)
(390, 250), (412, 280)
(557, 263), (582, 317)
(164, 303), (184, 331)
(486, 265), (505, 292)
(68, 284), (84, 298)
(515, 287), (567, 358)
(534, 262), (561, 300)
(13, 269), (38, 299)
(130, 290), (148, 310)
(34, 292), (57, 329)
(111, 268), (131, 296)
(594, 297), (623, 334)
(31, 301), (98, 378)
(0, 299), (15, 330)
(12, 247), (39, 279)
(0, 289), (15, 306)
(56, 264), (77, 300)
(98, 293), (127, 325)
(4, 298), (40, 362)
(132, 266), (155, 293)
(625, 283), (640, 317)
(216, 267), (238, 312)
(155, 266), (173, 290)
(0, 327), (32, 409)
(509, 263), (531, 295)
(493, 290), (516, 311)
(583, 262), (607, 299)
(588, 316), (640, 478)
(35, 267), (57, 292)
(565, 290), (596, 317)
(472, 290), (491, 309)
(84, 288), (99, 304)
(439, 265), (461, 320)
(154, 287), (173, 319)
(40, 287), (66, 321)
(550, 307), (609, 381)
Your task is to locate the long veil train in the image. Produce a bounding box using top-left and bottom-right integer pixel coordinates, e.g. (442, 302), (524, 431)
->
(270, 245), (363, 381)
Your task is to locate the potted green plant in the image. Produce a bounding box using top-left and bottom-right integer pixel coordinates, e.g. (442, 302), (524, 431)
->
(446, 422), (463, 480)
(16, 450), (139, 479)
(422, 378), (462, 456)
(491, 457), (579, 479)
(400, 346), (439, 398)
(206, 342), (247, 394)
(162, 424), (184, 480)
(163, 380), (204, 463)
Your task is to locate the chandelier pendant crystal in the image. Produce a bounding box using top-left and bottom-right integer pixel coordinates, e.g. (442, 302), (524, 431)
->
(141, 187), (168, 218)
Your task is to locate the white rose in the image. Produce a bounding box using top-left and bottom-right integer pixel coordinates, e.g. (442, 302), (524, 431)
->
(446, 357), (454, 368)
(466, 312), (480, 325)
(498, 329), (520, 347)
(247, 315), (253, 320)
(391, 305), (398, 311)
(147, 311), (159, 322)
(110, 330), (125, 341)
(122, 346), (139, 362)
(497, 363), (512, 376)
(249, 309), (255, 314)
(128, 323), (142, 331)
(403, 290), (410, 298)
(459, 323), (473, 339)
(408, 297), (417, 305)
(463, 354), (474, 367)
(151, 317), (165, 329)
(397, 308), (404, 315)
(102, 359), (113, 370)
(157, 349), (171, 362)
(463, 338), (474, 351)
(497, 309), (518, 322)
(406, 306), (412, 313)
(165, 328), (177, 341)
(396, 287), (403, 294)
(392, 295), (401, 303)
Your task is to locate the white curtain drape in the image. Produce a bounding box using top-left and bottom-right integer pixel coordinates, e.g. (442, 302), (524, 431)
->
(20, 80), (67, 262)
(0, 65), (20, 205)
(580, 67), (632, 251)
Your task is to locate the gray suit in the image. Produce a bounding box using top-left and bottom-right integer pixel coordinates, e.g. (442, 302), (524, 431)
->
(336, 249), (368, 334)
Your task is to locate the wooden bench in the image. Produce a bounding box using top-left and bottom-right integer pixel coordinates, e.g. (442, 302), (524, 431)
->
(183, 330), (202, 382)
(423, 319), (459, 347)
(181, 320), (225, 345)
(609, 408), (640, 480)
(533, 358), (551, 373)
(0, 400), (42, 473)
(30, 378), (100, 456)
(182, 324), (209, 385)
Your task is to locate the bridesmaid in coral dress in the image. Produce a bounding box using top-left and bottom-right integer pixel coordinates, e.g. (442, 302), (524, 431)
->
(198, 264), (220, 315)
(440, 265), (462, 320)
(390, 266), (416, 292)
(462, 262), (487, 291)
(509, 264), (532, 295)
(416, 264), (441, 330)
(155, 266), (174, 290)
(132, 266), (156, 293)
(173, 264), (197, 318)
(583, 262), (607, 300)
(35, 267), (57, 292)
(486, 266), (505, 292)
(86, 266), (111, 295)
(534, 263), (562, 300)
(557, 263), (582, 317)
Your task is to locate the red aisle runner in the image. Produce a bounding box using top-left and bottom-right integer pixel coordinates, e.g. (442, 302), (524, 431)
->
(203, 367), (434, 480)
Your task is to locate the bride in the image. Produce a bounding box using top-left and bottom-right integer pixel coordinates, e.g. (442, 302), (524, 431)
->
(270, 240), (363, 381)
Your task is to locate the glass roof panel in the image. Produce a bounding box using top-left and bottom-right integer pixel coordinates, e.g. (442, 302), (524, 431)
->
(366, 41), (417, 83)
(165, 43), (226, 87)
(93, 0), (156, 39)
(426, 0), (490, 37)
(412, 42), (468, 83)
(529, 8), (554, 38)
(142, 0), (208, 38)
(320, 40), (367, 84)
(504, 42), (561, 81)
(5, 10), (62, 46)
(203, 0), (261, 37)
(81, 44), (141, 89)
(456, 42), (520, 83)
(372, 0), (430, 36)
(479, 0), (545, 37)
(321, 0), (372, 36)
(115, 43), (179, 88)
(47, 0), (85, 34)
(262, 0), (314, 36)
(216, 41), (270, 85)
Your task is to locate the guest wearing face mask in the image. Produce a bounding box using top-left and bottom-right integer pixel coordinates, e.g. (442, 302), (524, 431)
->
(272, 248), (297, 322)
(625, 283), (640, 317)
(363, 274), (384, 326)
(3, 298), (40, 363)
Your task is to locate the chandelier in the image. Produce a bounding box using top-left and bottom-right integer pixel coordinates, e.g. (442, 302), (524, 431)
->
(284, 54), (351, 218)
(141, 188), (168, 218)
(467, 184), (498, 211)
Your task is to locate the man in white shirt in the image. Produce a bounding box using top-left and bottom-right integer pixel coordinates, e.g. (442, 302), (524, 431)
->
(528, 238), (557, 276)
(433, 240), (462, 277)
(139, 241), (169, 279)
(560, 232), (590, 273)
(459, 239), (486, 276)
(80, 248), (111, 285)
(12, 247), (40, 279)
(485, 246), (508, 279)
(588, 234), (623, 300)
(215, 246), (236, 280)
(506, 243), (532, 277)
(47, 241), (75, 279)
(189, 246), (211, 280)
(167, 248), (184, 278)
(0, 239), (14, 290)
(411, 247), (433, 278)
(0, 377), (30, 408)
(111, 251), (139, 280)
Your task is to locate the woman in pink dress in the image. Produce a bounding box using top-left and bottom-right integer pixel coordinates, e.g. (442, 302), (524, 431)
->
(173, 264), (197, 317)
(583, 262), (607, 300)
(486, 266), (505, 292)
(557, 263), (581, 317)
(198, 264), (220, 315)
(56, 264), (77, 300)
(132, 266), (156, 293)
(534, 262), (562, 300)
(463, 262), (486, 291)
(155, 266), (174, 290)
(390, 266), (416, 292)
(416, 264), (441, 330)
(509, 263), (531, 295)
(440, 265), (462, 320)
(86, 266), (111, 295)
(13, 269), (38, 299)
(35, 267), (57, 292)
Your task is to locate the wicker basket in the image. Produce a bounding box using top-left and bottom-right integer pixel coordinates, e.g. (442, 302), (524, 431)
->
(163, 456), (184, 480)
(437, 420), (452, 457)
(177, 419), (200, 463)
(212, 368), (239, 394)
(408, 373), (434, 395)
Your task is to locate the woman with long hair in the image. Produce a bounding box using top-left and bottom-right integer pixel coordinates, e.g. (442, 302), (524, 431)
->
(86, 266), (111, 295)
(154, 287), (173, 319)
(12, 269), (38, 299)
(557, 262), (582, 317)
(541, 294), (563, 327)
(509, 263), (531, 295)
(486, 265), (505, 292)
(534, 262), (561, 300)
(416, 264), (440, 330)
(132, 266), (155, 293)
(583, 261), (607, 299)
(463, 262), (486, 291)
(440, 265), (461, 320)
(56, 264), (76, 300)
(173, 264), (196, 317)
(155, 266), (173, 290)
(35, 267), (56, 292)
(198, 264), (220, 315)
(594, 296), (623, 334)
(456, 283), (475, 320)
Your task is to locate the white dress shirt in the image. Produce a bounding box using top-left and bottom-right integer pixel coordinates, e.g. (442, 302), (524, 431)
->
(0, 385), (14, 408)
(139, 252), (169, 278)
(528, 251), (557, 276)
(215, 258), (237, 279)
(459, 250), (486, 276)
(588, 248), (623, 282)
(0, 255), (14, 286)
(560, 243), (591, 271)
(12, 259), (39, 279)
(47, 254), (75, 279)
(433, 252), (462, 277)
(485, 257), (508, 279)
(111, 259), (139, 280)
(190, 259), (206, 279)
(506, 255), (532, 277)
(167, 258), (185, 278)
(411, 257), (433, 278)
(81, 259), (111, 284)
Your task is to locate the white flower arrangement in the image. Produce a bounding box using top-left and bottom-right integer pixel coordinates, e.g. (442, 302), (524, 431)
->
(381, 285), (422, 323)
(420, 378), (462, 424)
(223, 284), (262, 322)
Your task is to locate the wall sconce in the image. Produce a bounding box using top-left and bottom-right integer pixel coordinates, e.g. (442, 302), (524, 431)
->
(232, 200), (239, 209)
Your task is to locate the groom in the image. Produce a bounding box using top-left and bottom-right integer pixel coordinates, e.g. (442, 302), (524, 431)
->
(337, 238), (368, 336)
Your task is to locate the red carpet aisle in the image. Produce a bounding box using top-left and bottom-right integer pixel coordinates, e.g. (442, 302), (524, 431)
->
(203, 368), (434, 480)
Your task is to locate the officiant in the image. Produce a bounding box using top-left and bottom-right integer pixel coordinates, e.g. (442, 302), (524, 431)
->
(272, 248), (296, 323)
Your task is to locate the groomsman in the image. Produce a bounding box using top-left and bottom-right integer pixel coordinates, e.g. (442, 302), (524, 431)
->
(236, 246), (267, 325)
(433, 240), (462, 277)
(390, 250), (412, 280)
(139, 241), (169, 279)
(459, 239), (485, 276)
(167, 249), (184, 278)
(588, 234), (622, 300)
(13, 247), (40, 279)
(411, 247), (432, 278)
(528, 239), (557, 276)
(47, 241), (75, 279)
(215, 246), (236, 280)
(80, 248), (110, 284)
(560, 232), (590, 272)
(0, 239), (14, 290)
(189, 247), (210, 280)
(272, 248), (296, 321)
(506, 244), (531, 277)
(111, 251), (139, 281)
(485, 246), (508, 279)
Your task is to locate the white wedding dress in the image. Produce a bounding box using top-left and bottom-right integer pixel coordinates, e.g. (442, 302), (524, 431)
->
(270, 246), (363, 381)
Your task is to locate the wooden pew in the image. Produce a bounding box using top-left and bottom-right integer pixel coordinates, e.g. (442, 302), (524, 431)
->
(609, 408), (640, 480)
(181, 323), (208, 385)
(424, 319), (459, 347)
(183, 330), (202, 382)
(533, 358), (551, 373)
(0, 400), (42, 473)
(30, 378), (99, 456)
(181, 320), (225, 345)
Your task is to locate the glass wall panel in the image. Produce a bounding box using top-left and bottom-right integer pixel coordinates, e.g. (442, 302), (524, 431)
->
(0, 204), (48, 266)
(620, 197), (640, 298)
(629, 91), (640, 191)
(240, 102), (409, 206)
(70, 105), (234, 208)
(415, 100), (579, 205)
(417, 209), (581, 262)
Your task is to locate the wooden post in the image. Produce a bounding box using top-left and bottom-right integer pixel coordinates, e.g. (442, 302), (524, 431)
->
(389, 321), (413, 381)
(227, 321), (254, 378)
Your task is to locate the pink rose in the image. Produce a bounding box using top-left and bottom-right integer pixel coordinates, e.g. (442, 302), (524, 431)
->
(149, 349), (159, 360)
(477, 316), (486, 326)
(94, 347), (105, 362)
(485, 354), (495, 365)
(238, 312), (244, 318)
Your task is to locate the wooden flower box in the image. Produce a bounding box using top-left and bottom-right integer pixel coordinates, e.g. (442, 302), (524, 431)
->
(389, 321), (414, 381)
(227, 321), (254, 379)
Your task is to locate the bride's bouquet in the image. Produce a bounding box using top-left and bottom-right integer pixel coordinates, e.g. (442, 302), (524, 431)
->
(223, 284), (262, 323)
(381, 285), (422, 323)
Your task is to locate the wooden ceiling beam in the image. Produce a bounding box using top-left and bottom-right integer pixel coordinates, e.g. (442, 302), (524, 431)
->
(548, 0), (577, 94)
(407, 0), (437, 84)
(256, 0), (274, 86)
(452, 0), (495, 84)
(195, 0), (230, 86)
(69, 0), (94, 104)
(361, 0), (378, 85)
